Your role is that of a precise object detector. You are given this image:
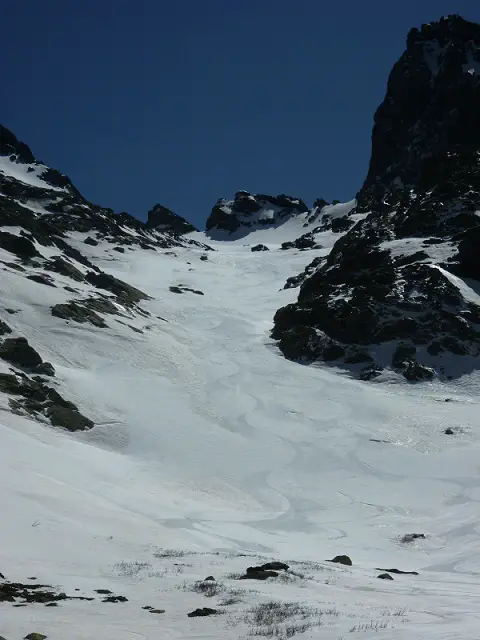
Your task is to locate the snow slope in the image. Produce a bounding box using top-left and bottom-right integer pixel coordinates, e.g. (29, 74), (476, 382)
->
(2, 231), (480, 639)
(0, 156), (66, 192)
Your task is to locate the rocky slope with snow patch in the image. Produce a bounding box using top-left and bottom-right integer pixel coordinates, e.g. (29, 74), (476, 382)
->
(0, 124), (206, 250)
(272, 14), (480, 381)
(205, 190), (309, 238)
(0, 124), (214, 430)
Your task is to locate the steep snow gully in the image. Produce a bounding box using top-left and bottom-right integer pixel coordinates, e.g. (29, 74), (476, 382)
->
(3, 228), (480, 638)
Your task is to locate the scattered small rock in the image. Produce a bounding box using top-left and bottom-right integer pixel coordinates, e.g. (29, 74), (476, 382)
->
(24, 634), (47, 640)
(400, 533), (426, 543)
(44, 257), (85, 282)
(26, 274), (56, 287)
(245, 570), (278, 580)
(260, 562), (289, 571)
(0, 372), (93, 431)
(84, 237), (98, 246)
(251, 244), (269, 252)
(34, 362), (55, 376)
(102, 595), (128, 603)
(0, 231), (40, 260)
(84, 271), (149, 305)
(239, 562), (290, 580)
(376, 568), (418, 575)
(445, 428), (455, 435)
(149, 608), (165, 614)
(0, 320), (12, 335)
(113, 247), (125, 253)
(48, 405), (94, 432)
(377, 573), (394, 580)
(0, 337), (43, 369)
(187, 607), (217, 617)
(142, 605), (153, 610)
(241, 567), (278, 580)
(169, 285), (204, 295)
(329, 555), (352, 566)
(95, 589), (112, 594)
(200, 255), (208, 261)
(204, 576), (215, 581)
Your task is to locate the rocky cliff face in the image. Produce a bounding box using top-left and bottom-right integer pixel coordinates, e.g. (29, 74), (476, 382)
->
(272, 15), (480, 381)
(358, 14), (480, 213)
(0, 124), (211, 430)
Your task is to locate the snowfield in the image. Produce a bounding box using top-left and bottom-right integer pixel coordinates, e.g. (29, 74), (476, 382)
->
(1, 225), (480, 639)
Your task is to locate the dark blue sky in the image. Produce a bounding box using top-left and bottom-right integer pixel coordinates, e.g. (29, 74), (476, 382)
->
(3, 1), (480, 228)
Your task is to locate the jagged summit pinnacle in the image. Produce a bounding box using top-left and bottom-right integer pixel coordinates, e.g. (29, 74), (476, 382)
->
(272, 14), (480, 382)
(146, 203), (198, 234)
(407, 14), (480, 48)
(356, 13), (480, 213)
(0, 124), (35, 164)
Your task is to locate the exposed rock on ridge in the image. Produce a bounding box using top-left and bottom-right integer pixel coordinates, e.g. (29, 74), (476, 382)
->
(146, 203), (198, 235)
(0, 125), (206, 249)
(205, 190), (309, 236)
(272, 15), (480, 381)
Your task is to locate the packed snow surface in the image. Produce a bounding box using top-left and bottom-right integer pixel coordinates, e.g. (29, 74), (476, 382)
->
(1, 227), (480, 639)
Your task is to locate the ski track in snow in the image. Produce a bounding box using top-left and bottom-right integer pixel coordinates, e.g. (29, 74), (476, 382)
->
(1, 230), (480, 638)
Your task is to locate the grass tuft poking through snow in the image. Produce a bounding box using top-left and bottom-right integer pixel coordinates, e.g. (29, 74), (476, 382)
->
(244, 601), (338, 638)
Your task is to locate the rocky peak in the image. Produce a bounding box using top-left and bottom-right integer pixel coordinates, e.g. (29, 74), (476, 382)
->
(0, 124), (80, 196)
(272, 15), (480, 382)
(0, 124), (35, 163)
(357, 14), (480, 213)
(146, 203), (198, 235)
(205, 190), (309, 235)
(0, 123), (210, 254)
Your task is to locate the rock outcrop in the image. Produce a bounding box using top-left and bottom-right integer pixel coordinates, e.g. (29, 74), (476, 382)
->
(0, 124), (208, 253)
(146, 203), (198, 235)
(205, 190), (309, 237)
(272, 15), (480, 381)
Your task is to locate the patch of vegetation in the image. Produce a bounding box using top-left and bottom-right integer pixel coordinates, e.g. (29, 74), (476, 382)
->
(113, 561), (152, 578)
(153, 548), (188, 559)
(349, 620), (389, 633)
(245, 601), (336, 638)
(219, 595), (244, 606)
(224, 571), (244, 580)
(382, 607), (407, 617)
(182, 580), (226, 598)
(250, 621), (321, 638)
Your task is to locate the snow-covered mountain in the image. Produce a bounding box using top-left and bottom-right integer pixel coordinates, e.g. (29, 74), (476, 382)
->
(273, 14), (480, 382)
(204, 190), (356, 242)
(2, 14), (480, 640)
